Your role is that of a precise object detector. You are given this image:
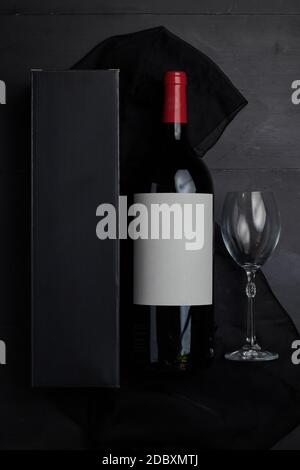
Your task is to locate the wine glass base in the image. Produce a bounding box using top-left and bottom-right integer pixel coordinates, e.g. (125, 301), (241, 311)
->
(225, 344), (279, 362)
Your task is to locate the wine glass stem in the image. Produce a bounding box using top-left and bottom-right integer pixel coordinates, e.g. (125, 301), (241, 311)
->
(246, 270), (256, 347)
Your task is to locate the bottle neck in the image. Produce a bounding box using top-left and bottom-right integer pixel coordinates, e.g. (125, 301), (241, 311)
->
(163, 122), (188, 142)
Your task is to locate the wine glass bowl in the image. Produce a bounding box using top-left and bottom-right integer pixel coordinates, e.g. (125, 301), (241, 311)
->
(221, 191), (281, 362)
(222, 191), (281, 271)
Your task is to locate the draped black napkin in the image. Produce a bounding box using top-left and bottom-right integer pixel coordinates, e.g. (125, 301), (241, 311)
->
(71, 26), (300, 449)
(73, 26), (247, 192)
(84, 227), (300, 450)
(73, 25), (248, 373)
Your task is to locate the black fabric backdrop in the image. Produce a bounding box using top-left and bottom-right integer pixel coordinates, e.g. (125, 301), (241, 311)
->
(73, 25), (248, 374)
(73, 26), (248, 192)
(73, 27), (300, 449)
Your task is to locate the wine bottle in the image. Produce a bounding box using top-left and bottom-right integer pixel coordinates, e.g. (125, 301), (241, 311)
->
(133, 71), (214, 371)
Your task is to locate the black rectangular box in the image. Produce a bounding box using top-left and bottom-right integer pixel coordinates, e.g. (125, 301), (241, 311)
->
(31, 70), (119, 387)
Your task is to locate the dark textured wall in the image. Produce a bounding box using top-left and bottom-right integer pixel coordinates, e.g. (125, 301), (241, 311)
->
(0, 0), (299, 348)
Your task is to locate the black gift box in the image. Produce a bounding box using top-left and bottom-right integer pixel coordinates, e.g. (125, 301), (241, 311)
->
(31, 70), (119, 387)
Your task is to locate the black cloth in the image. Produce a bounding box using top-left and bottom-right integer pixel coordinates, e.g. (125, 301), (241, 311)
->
(88, 228), (300, 450)
(73, 26), (248, 375)
(73, 26), (247, 191)
(72, 26), (300, 450)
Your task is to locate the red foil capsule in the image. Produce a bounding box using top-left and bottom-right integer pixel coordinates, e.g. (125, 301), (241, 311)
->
(162, 71), (187, 124)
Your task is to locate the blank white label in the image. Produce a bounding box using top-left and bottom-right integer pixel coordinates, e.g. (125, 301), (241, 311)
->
(133, 193), (213, 306)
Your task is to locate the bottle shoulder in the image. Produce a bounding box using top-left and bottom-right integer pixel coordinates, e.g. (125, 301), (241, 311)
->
(153, 141), (214, 194)
(188, 155), (214, 193)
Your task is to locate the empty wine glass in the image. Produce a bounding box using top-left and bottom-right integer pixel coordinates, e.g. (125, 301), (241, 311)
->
(221, 191), (281, 361)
